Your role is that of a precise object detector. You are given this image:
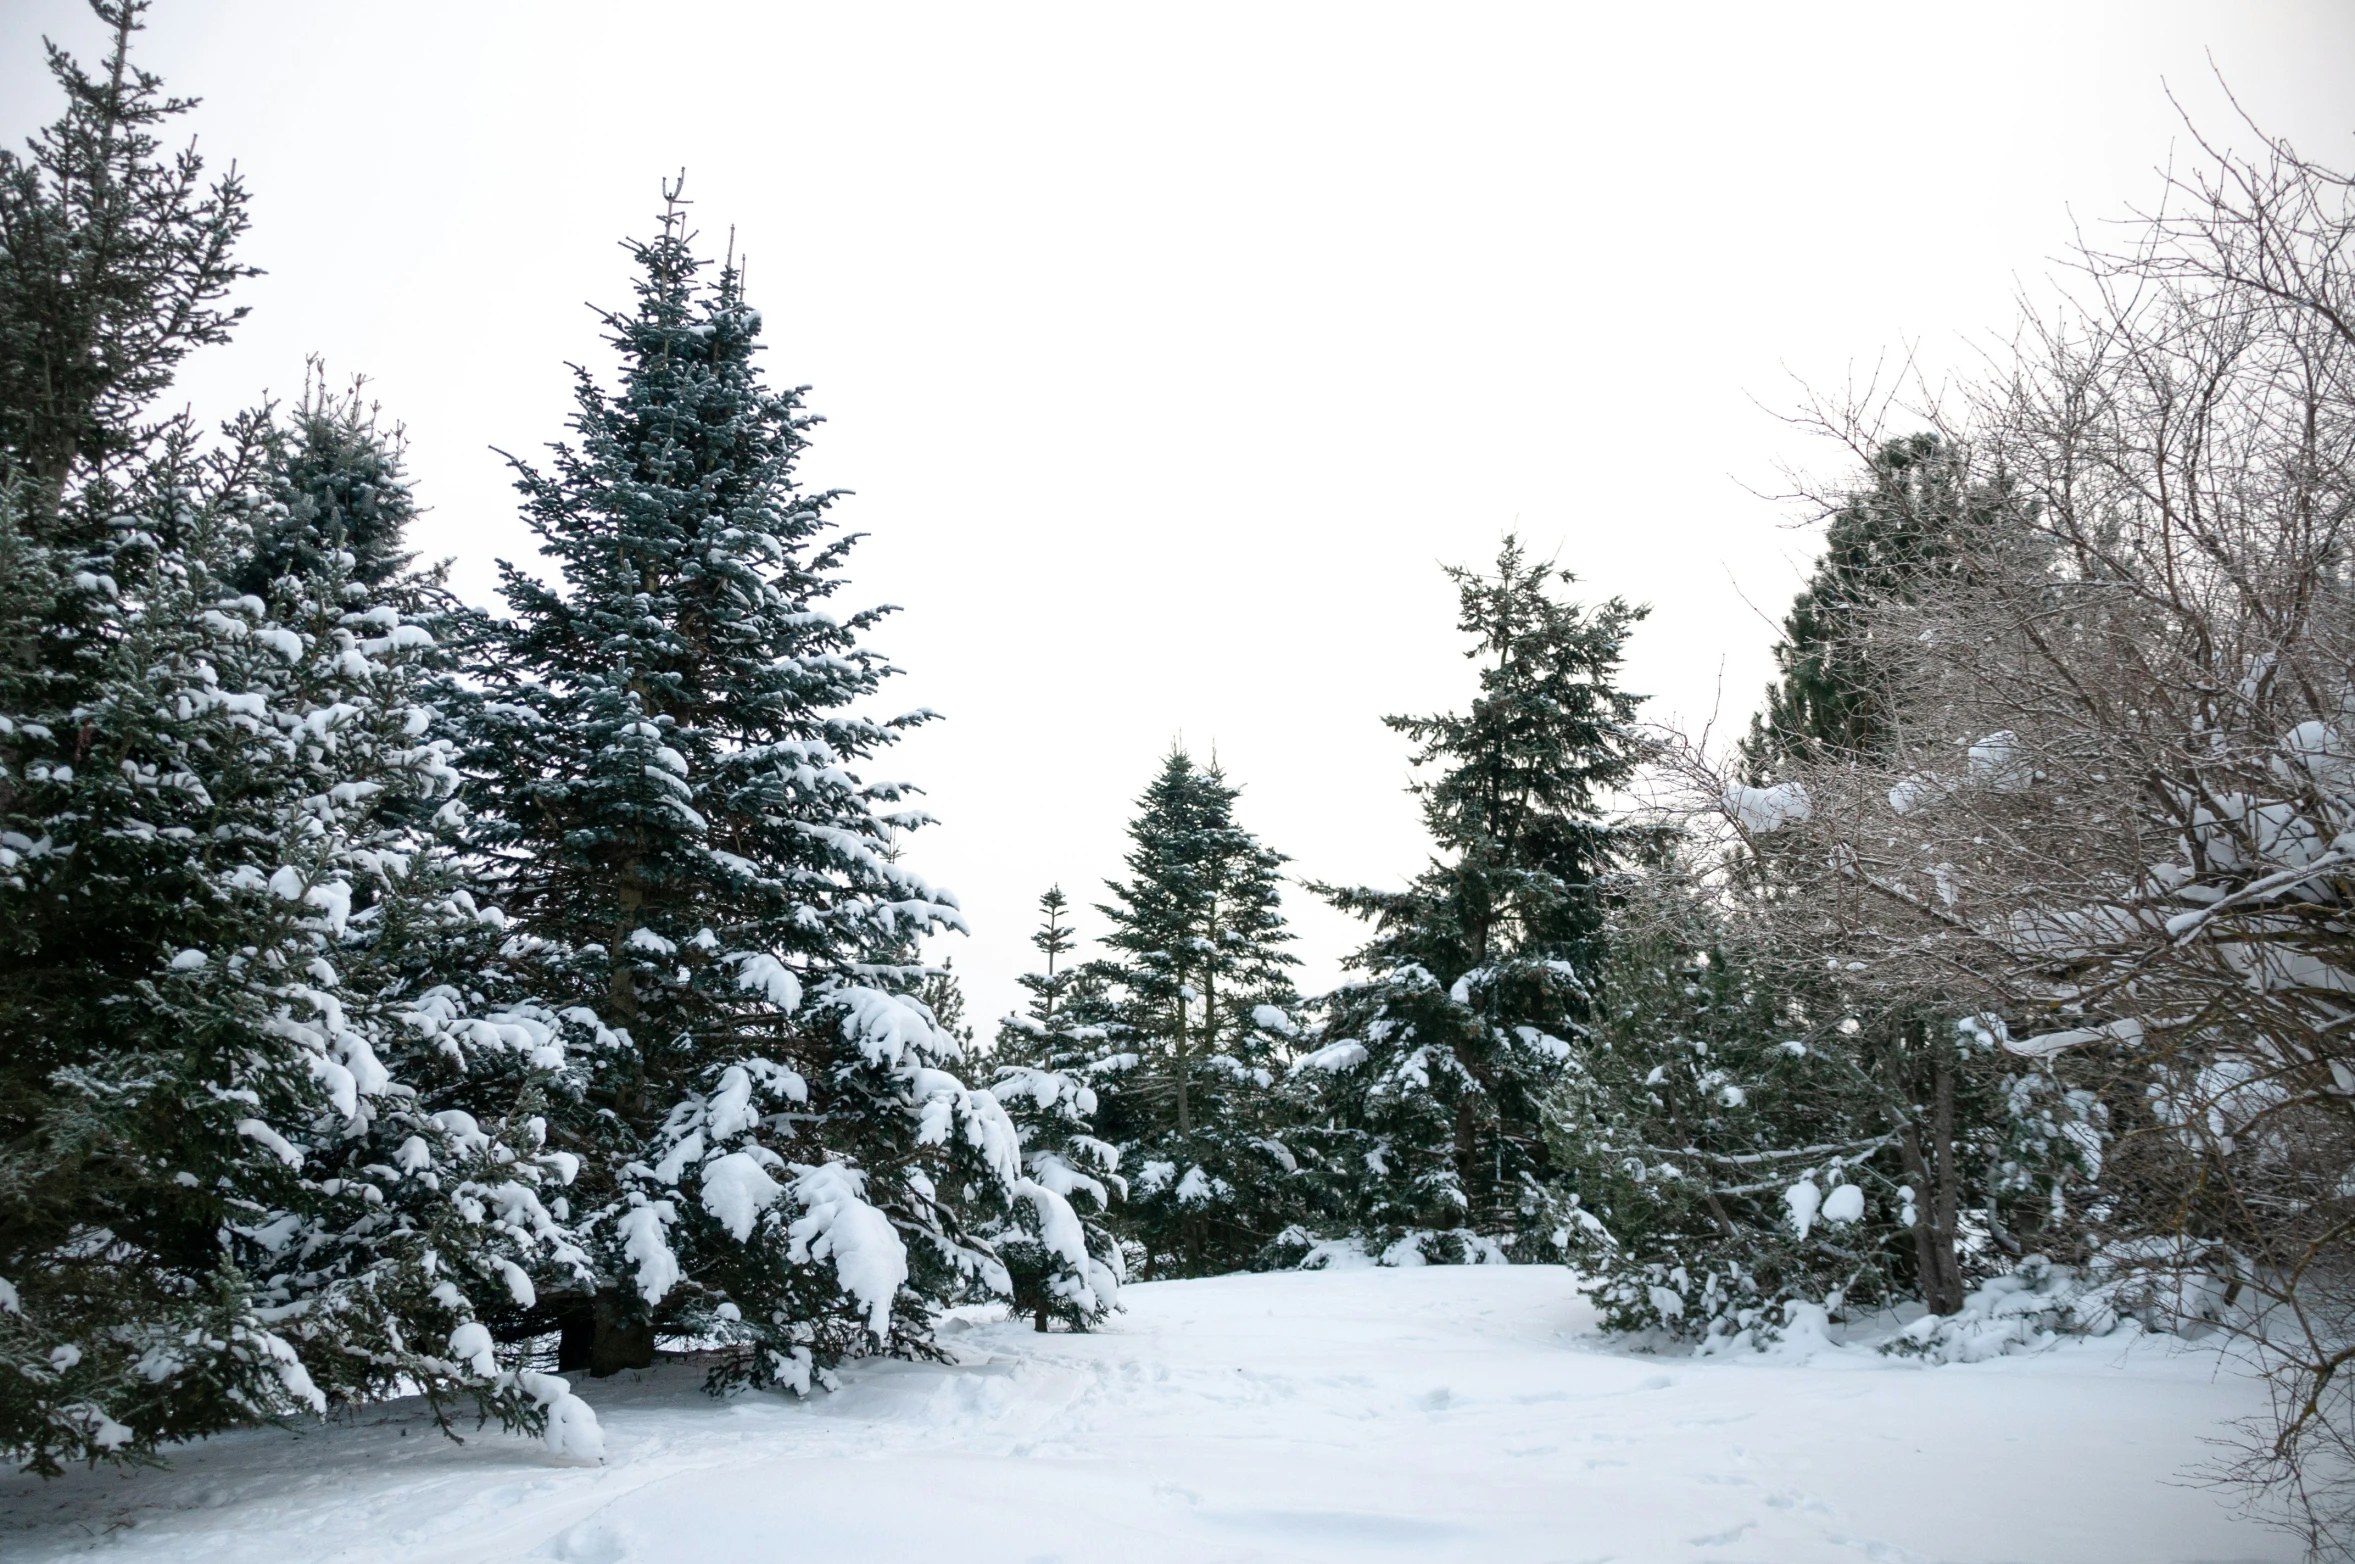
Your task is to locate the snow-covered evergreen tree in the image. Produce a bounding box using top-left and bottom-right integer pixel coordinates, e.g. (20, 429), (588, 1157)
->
(232, 370), (419, 599)
(1738, 434), (1991, 778)
(464, 189), (1022, 1390)
(221, 380), (602, 1444)
(986, 888), (1123, 1330)
(1703, 440), (2064, 1325)
(0, 7), (590, 1468)
(0, 420), (381, 1470)
(1536, 857), (2087, 1342)
(0, 0), (252, 518)
(1085, 751), (1302, 1276)
(1299, 539), (1659, 1263)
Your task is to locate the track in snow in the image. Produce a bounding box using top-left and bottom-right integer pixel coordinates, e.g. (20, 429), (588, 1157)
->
(0, 1266), (2295, 1563)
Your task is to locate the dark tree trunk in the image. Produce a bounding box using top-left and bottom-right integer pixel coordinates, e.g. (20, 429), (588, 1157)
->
(1928, 1050), (1966, 1313)
(1453, 1092), (1480, 1229)
(556, 1306), (596, 1373)
(1894, 1051), (1968, 1317)
(590, 1298), (656, 1377)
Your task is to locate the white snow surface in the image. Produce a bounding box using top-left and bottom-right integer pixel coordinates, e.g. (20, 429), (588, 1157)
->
(0, 1267), (2293, 1563)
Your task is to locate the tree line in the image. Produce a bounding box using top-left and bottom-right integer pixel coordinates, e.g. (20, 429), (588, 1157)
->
(991, 540), (1652, 1289)
(0, 4), (1066, 1467)
(982, 108), (2355, 1561)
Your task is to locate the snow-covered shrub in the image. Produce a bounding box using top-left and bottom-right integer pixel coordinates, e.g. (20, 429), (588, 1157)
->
(1543, 859), (2093, 1345)
(985, 1052), (1124, 1330)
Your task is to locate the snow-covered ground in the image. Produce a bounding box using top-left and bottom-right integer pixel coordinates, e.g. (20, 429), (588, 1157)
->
(0, 1266), (2295, 1563)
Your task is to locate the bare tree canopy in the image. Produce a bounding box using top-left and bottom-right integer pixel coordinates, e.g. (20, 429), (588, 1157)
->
(1650, 113), (2355, 1554)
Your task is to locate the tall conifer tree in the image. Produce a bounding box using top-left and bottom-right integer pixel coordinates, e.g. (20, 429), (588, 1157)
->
(0, 7), (586, 1467)
(1300, 539), (1656, 1261)
(216, 379), (600, 1449)
(465, 189), (1024, 1388)
(1086, 751), (1301, 1276)
(1740, 434), (1987, 777)
(1709, 436), (2057, 1325)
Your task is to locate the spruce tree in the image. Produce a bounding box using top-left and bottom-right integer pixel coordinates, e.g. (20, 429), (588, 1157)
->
(0, 0), (252, 520)
(1016, 885), (1082, 1022)
(1717, 436), (2060, 1324)
(986, 888), (1124, 1330)
(1553, 439), (2071, 1341)
(231, 368), (418, 599)
(0, 10), (584, 1468)
(464, 189), (1023, 1390)
(1740, 433), (1984, 777)
(221, 380), (601, 1445)
(1540, 860), (1915, 1337)
(1086, 750), (1302, 1277)
(1300, 538), (1657, 1262)
(0, 414), (368, 1469)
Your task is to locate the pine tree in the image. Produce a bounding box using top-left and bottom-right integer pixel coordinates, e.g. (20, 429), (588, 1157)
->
(0, 10), (585, 1468)
(1300, 538), (1658, 1262)
(464, 188), (1023, 1391)
(1554, 438), (2075, 1342)
(986, 888), (1124, 1330)
(917, 959), (975, 1053)
(1719, 437), (2062, 1323)
(231, 367), (418, 599)
(1541, 860), (1907, 1337)
(221, 379), (601, 1445)
(1086, 750), (1302, 1277)
(1016, 885), (1082, 1023)
(0, 0), (253, 521)
(0, 415), (366, 1469)
(1740, 433), (1986, 778)
(0, 353), (584, 1473)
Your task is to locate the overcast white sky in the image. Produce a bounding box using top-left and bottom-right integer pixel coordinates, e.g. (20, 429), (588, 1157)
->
(4, 1), (2351, 1026)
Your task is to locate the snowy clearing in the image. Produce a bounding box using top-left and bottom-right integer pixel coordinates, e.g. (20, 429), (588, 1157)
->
(0, 1266), (2293, 1564)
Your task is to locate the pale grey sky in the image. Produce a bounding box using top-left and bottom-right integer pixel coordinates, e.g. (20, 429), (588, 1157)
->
(5, 1), (2351, 1027)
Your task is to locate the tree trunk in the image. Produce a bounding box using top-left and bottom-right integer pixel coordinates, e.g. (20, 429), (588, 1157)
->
(1453, 1092), (1481, 1228)
(1173, 994), (1191, 1137)
(1928, 1049), (1965, 1312)
(1894, 1053), (1968, 1316)
(589, 1297), (656, 1377)
(556, 1305), (596, 1372)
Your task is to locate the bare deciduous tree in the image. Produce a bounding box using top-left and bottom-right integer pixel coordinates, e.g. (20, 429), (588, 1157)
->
(1712, 117), (2355, 1553)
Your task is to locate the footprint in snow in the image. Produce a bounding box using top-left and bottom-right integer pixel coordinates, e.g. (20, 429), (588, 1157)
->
(1686, 1519), (1756, 1547)
(533, 1518), (627, 1564)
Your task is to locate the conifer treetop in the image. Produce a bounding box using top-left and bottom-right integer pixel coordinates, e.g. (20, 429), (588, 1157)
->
(1097, 747), (1296, 1010)
(0, 0), (256, 514)
(1739, 433), (2002, 779)
(479, 179), (960, 996)
(1322, 535), (1655, 982)
(1019, 885), (1080, 1026)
